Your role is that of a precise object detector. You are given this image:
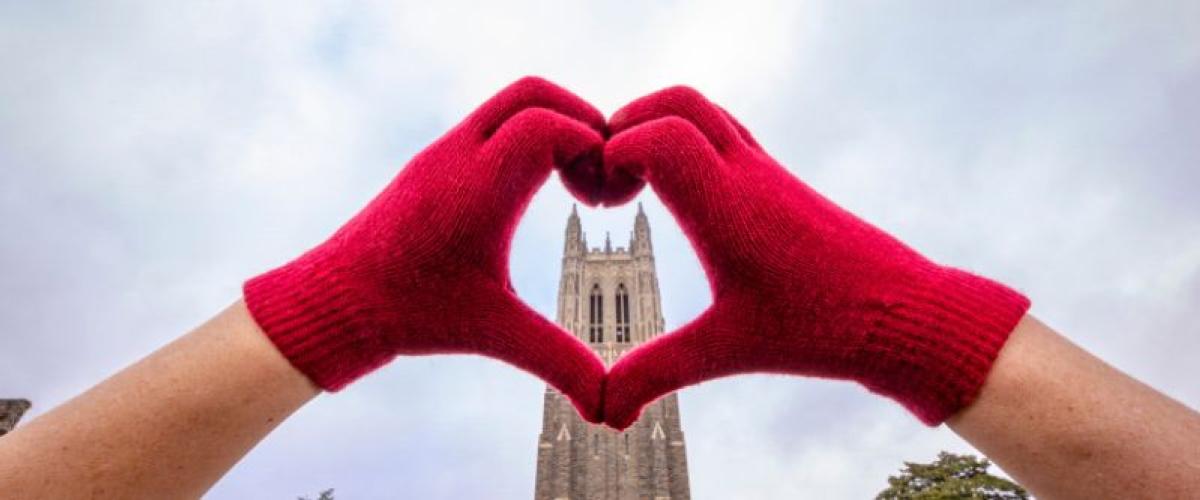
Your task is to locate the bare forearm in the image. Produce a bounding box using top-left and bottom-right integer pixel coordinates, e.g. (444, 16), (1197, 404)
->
(0, 301), (319, 499)
(948, 315), (1200, 498)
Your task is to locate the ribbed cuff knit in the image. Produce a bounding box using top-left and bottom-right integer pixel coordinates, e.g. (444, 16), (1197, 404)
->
(860, 265), (1031, 425)
(244, 254), (396, 392)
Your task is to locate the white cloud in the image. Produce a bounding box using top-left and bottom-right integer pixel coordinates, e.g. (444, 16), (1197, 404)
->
(1, 1), (1196, 499)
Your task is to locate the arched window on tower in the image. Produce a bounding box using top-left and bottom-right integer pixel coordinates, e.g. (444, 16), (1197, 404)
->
(615, 284), (631, 343)
(589, 284), (603, 343)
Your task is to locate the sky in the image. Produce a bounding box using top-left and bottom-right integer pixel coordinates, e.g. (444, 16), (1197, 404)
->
(1, 1), (1197, 498)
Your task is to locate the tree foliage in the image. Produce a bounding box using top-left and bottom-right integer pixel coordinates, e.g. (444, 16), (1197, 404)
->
(298, 488), (335, 500)
(877, 452), (1029, 499)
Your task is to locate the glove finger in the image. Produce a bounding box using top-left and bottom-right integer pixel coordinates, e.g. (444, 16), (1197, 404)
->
(604, 116), (741, 287)
(716, 104), (764, 152)
(486, 106), (605, 194)
(466, 76), (606, 140)
(470, 290), (608, 423)
(603, 307), (735, 430)
(609, 86), (747, 155)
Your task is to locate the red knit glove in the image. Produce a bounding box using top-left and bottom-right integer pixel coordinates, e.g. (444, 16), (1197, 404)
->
(244, 77), (608, 422)
(599, 87), (1031, 429)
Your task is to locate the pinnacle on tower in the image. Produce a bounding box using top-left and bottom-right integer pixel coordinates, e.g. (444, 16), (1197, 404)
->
(564, 203), (584, 256)
(568, 203), (580, 227)
(632, 202), (652, 255)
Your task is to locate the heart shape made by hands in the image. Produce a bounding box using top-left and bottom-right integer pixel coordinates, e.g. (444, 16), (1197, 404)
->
(245, 77), (1028, 432)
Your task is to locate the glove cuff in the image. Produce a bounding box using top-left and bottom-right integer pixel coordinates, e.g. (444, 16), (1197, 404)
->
(243, 250), (396, 391)
(859, 265), (1031, 425)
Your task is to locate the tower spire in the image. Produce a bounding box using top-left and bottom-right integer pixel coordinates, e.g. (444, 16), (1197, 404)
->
(564, 203), (583, 256)
(632, 202), (652, 255)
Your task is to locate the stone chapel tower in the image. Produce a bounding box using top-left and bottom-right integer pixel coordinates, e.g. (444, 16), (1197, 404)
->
(534, 203), (691, 500)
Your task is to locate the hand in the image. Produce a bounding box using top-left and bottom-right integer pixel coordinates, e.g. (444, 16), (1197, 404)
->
(599, 87), (1030, 429)
(244, 77), (608, 422)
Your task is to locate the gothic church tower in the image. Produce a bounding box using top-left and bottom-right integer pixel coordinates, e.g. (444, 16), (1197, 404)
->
(534, 203), (691, 499)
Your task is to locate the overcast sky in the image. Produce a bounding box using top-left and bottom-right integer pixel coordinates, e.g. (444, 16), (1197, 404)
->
(1, 1), (1197, 498)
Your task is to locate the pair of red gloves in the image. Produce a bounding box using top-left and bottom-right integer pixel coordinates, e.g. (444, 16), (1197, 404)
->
(244, 77), (1030, 430)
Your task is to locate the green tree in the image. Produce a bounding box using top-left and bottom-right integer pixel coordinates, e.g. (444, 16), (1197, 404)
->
(298, 488), (334, 500)
(877, 452), (1029, 499)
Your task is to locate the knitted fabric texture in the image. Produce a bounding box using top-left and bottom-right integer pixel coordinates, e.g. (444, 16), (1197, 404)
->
(597, 87), (1031, 429)
(243, 77), (608, 422)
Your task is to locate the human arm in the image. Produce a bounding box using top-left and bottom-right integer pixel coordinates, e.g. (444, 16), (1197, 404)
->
(0, 301), (318, 499)
(948, 314), (1200, 498)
